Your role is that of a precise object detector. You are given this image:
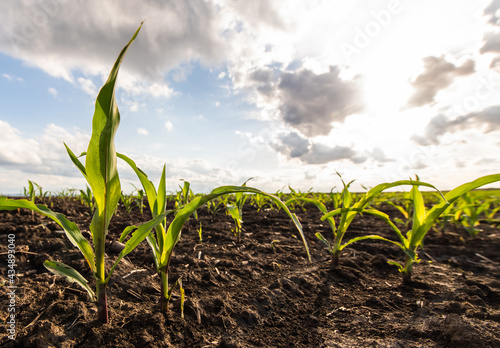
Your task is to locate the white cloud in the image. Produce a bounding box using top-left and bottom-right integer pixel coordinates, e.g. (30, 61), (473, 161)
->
(407, 56), (475, 108)
(137, 127), (149, 136)
(0, 121), (91, 193)
(0, 0), (227, 97)
(413, 105), (500, 146)
(129, 101), (139, 112)
(164, 120), (173, 132)
(77, 77), (97, 96)
(0, 120), (42, 166)
(2, 73), (23, 82)
(271, 131), (366, 165)
(48, 87), (58, 98)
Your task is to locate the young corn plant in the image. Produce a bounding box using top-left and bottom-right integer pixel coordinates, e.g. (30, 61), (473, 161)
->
(250, 193), (273, 212)
(386, 191), (413, 230)
(453, 193), (490, 237)
(175, 180), (198, 220)
(79, 185), (95, 216)
(205, 197), (225, 218)
(368, 174), (500, 284)
(226, 178), (252, 243)
(0, 23), (167, 323)
(132, 185), (145, 215)
(117, 156), (310, 314)
(317, 173), (440, 266)
(120, 191), (134, 215)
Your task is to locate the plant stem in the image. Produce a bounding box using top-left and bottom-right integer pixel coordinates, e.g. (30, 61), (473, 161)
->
(402, 255), (413, 285)
(160, 268), (169, 313)
(97, 282), (108, 324)
(332, 250), (340, 266)
(95, 225), (108, 323)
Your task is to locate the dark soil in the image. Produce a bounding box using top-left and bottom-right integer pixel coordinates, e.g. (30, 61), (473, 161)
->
(1, 197), (499, 347)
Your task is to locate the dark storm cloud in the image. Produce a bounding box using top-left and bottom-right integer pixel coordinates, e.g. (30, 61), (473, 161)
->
(272, 131), (366, 165)
(0, 0), (226, 82)
(250, 66), (364, 137)
(412, 105), (500, 146)
(407, 56), (475, 108)
(278, 67), (364, 137)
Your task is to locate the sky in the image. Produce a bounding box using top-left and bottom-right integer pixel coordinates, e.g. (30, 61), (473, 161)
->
(0, 0), (500, 195)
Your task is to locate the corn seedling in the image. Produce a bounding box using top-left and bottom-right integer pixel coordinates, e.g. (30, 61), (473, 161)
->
(116, 155), (178, 313)
(0, 24), (169, 323)
(318, 173), (440, 266)
(132, 185), (145, 215)
(453, 193), (490, 237)
(386, 191), (413, 229)
(226, 178), (252, 243)
(175, 180), (198, 220)
(367, 174), (500, 284)
(205, 197), (225, 218)
(250, 193), (273, 212)
(287, 186), (313, 211)
(120, 191), (134, 215)
(197, 222), (203, 243)
(79, 185), (95, 216)
(119, 158), (310, 313)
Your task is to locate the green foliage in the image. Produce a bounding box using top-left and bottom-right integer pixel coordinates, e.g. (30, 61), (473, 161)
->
(0, 23), (169, 324)
(311, 173), (440, 266)
(79, 185), (94, 216)
(226, 178), (252, 243)
(120, 191), (134, 215)
(120, 158), (310, 313)
(374, 174), (500, 283)
(453, 193), (489, 237)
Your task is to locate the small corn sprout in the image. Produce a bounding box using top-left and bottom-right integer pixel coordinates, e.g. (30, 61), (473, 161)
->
(133, 185), (145, 215)
(119, 156), (311, 314)
(453, 193), (490, 237)
(371, 174), (500, 284)
(0, 23), (168, 323)
(79, 185), (94, 216)
(318, 173), (439, 266)
(226, 178), (252, 243)
(120, 191), (134, 215)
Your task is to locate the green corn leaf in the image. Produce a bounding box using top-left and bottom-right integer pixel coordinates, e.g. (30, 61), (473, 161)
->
(321, 179), (443, 227)
(226, 203), (242, 222)
(146, 233), (160, 270)
(286, 197), (336, 233)
(410, 185), (425, 239)
(119, 225), (138, 243)
(315, 232), (332, 251)
(413, 173), (500, 245)
(64, 143), (87, 179)
(106, 212), (168, 283)
(87, 23), (143, 242)
(156, 164), (167, 216)
(160, 185), (311, 267)
(0, 198), (95, 273)
(116, 153), (158, 213)
(340, 234), (405, 252)
(44, 260), (96, 302)
(387, 260), (404, 273)
(386, 201), (409, 219)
